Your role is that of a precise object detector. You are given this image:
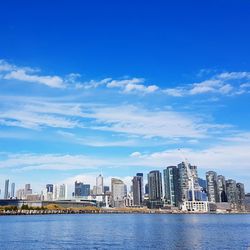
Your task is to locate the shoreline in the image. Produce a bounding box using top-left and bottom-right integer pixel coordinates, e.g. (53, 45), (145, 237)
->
(1, 209), (249, 216)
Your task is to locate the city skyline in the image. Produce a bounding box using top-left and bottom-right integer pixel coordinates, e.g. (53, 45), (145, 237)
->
(0, 162), (247, 200)
(1, 1), (250, 192)
(1, 161), (247, 213)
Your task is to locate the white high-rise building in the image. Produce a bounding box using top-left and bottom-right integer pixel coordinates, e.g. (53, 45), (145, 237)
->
(111, 178), (126, 208)
(4, 179), (9, 199)
(96, 174), (104, 195)
(16, 189), (25, 199)
(10, 183), (15, 198)
(53, 184), (67, 200)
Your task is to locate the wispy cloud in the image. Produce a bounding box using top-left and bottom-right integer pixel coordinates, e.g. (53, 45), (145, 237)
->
(0, 153), (108, 171)
(164, 71), (250, 97)
(1, 60), (159, 94)
(76, 77), (159, 94)
(0, 60), (66, 88)
(130, 143), (250, 173)
(0, 97), (231, 140)
(56, 130), (137, 147)
(0, 110), (81, 129)
(4, 70), (66, 89)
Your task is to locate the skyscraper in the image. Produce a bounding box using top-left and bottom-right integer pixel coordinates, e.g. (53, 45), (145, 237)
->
(132, 173), (144, 206)
(236, 183), (245, 210)
(58, 184), (67, 200)
(217, 175), (227, 202)
(96, 174), (104, 195)
(148, 170), (162, 201)
(10, 182), (15, 198)
(206, 171), (218, 203)
(4, 179), (9, 199)
(75, 181), (90, 197)
(198, 178), (207, 192)
(75, 181), (84, 197)
(177, 162), (199, 202)
(104, 186), (110, 194)
(163, 166), (178, 206)
(226, 179), (237, 209)
(46, 184), (53, 193)
(24, 184), (32, 198)
(111, 178), (126, 208)
(53, 184), (67, 200)
(82, 184), (90, 196)
(145, 183), (149, 195)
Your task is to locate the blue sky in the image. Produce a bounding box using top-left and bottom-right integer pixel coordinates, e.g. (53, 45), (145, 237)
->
(0, 0), (250, 194)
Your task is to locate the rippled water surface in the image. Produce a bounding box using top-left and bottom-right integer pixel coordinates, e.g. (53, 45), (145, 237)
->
(0, 214), (250, 249)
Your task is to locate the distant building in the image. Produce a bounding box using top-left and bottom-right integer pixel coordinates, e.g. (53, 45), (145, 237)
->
(163, 166), (178, 206)
(16, 189), (25, 200)
(46, 184), (53, 193)
(53, 184), (67, 200)
(4, 179), (9, 199)
(96, 174), (104, 195)
(132, 173), (144, 206)
(245, 193), (250, 212)
(124, 192), (133, 207)
(198, 178), (207, 192)
(206, 171), (218, 203)
(226, 179), (237, 209)
(24, 184), (32, 198)
(104, 186), (110, 194)
(59, 184), (67, 200)
(82, 184), (90, 196)
(26, 194), (41, 201)
(177, 162), (199, 203)
(111, 178), (126, 208)
(148, 170), (162, 201)
(10, 182), (15, 198)
(236, 183), (245, 210)
(217, 175), (227, 202)
(147, 170), (163, 209)
(75, 181), (84, 197)
(145, 183), (149, 195)
(75, 181), (90, 197)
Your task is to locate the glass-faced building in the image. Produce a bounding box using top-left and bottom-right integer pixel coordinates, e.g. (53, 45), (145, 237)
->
(163, 166), (178, 206)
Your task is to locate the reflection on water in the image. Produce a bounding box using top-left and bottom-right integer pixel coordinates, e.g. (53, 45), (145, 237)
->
(0, 214), (249, 249)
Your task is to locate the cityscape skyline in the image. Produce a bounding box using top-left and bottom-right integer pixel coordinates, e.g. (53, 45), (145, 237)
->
(1, 1), (250, 193)
(0, 161), (247, 200)
(1, 160), (247, 213)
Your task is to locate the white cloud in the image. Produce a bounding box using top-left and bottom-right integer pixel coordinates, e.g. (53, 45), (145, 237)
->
(0, 153), (108, 171)
(163, 88), (184, 97)
(189, 80), (233, 95)
(0, 59), (66, 88)
(165, 71), (250, 97)
(0, 59), (16, 71)
(76, 77), (159, 94)
(128, 143), (250, 175)
(76, 78), (112, 89)
(240, 83), (250, 88)
(57, 130), (137, 147)
(106, 78), (159, 94)
(0, 110), (81, 129)
(130, 152), (142, 158)
(106, 78), (143, 88)
(88, 105), (220, 139)
(0, 97), (231, 139)
(217, 72), (250, 80)
(4, 69), (66, 88)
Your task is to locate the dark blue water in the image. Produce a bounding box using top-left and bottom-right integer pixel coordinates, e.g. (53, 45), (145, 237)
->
(0, 214), (249, 249)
